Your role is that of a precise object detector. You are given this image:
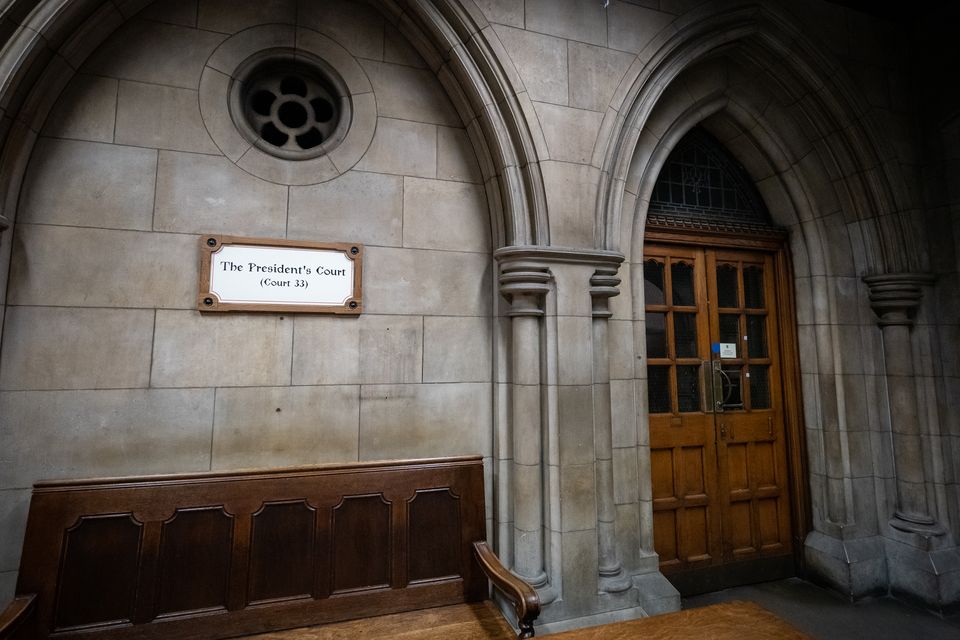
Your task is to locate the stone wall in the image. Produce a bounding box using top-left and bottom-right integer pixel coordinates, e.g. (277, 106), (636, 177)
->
(0, 0), (958, 623)
(0, 0), (493, 601)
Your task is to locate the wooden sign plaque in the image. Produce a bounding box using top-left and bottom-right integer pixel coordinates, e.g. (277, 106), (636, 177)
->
(198, 235), (363, 314)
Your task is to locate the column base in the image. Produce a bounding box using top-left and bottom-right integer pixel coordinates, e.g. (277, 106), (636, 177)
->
(889, 513), (947, 536)
(885, 535), (960, 614)
(523, 569), (679, 634)
(803, 531), (887, 599)
(536, 604), (650, 634)
(632, 570), (681, 616)
(536, 583), (559, 605)
(516, 569), (558, 605)
(599, 566), (633, 593)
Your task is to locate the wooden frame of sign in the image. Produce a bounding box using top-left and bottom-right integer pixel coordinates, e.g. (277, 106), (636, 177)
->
(198, 235), (363, 314)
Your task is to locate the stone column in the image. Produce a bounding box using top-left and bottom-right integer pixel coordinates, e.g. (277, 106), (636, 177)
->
(590, 267), (631, 593)
(499, 261), (556, 600)
(863, 273), (944, 535)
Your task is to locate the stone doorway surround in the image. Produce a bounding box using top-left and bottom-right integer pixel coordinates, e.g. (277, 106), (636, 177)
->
(594, 0), (960, 614)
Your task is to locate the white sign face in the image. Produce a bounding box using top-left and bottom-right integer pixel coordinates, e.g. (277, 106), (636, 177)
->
(199, 237), (362, 313)
(719, 342), (737, 358)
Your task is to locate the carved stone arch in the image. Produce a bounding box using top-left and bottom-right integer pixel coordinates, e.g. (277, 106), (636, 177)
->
(623, 63), (834, 282)
(0, 0), (551, 258)
(602, 2), (955, 605)
(596, 0), (925, 277)
(371, 0), (551, 247)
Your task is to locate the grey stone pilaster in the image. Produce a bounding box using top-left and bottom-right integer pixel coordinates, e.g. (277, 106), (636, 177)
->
(590, 267), (631, 593)
(498, 258), (557, 603)
(864, 273), (942, 535)
(864, 273), (960, 612)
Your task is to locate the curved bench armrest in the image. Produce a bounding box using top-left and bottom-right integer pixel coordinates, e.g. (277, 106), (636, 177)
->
(0, 595), (37, 640)
(472, 541), (541, 639)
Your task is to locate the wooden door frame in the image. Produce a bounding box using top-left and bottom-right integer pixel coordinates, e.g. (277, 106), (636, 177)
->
(643, 222), (811, 576)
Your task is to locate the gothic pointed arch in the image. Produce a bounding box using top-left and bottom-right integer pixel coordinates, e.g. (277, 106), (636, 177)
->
(595, 0), (925, 277)
(0, 0), (550, 251)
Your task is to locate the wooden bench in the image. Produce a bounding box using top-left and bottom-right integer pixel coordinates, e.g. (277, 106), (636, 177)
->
(0, 456), (539, 639)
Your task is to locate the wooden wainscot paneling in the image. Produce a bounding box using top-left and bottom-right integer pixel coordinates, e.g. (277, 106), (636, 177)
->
(9, 456), (536, 639)
(408, 489), (461, 583)
(248, 501), (317, 605)
(55, 515), (141, 631)
(331, 494), (392, 593)
(156, 507), (234, 617)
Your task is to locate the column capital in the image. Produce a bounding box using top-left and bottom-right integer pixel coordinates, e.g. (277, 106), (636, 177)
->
(862, 273), (936, 327)
(590, 267), (621, 319)
(499, 263), (550, 317)
(495, 245), (624, 317)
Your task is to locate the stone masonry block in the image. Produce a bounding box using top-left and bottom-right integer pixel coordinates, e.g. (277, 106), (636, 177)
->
(197, 0), (296, 34)
(292, 316), (360, 385)
(154, 151), (288, 236)
(423, 316), (492, 383)
(403, 177), (490, 252)
(212, 385), (359, 469)
(568, 42), (635, 112)
(534, 102), (604, 164)
(298, 0), (385, 61)
(361, 60), (461, 127)
(8, 225), (197, 309)
(356, 117), (436, 178)
(525, 0), (606, 47)
(560, 463), (598, 532)
(0, 306), (153, 391)
(359, 383), (492, 459)
(359, 314), (423, 384)
(83, 19), (225, 89)
(19, 138), (157, 230)
(115, 81), (219, 154)
(493, 25), (567, 105)
(151, 310), (293, 387)
(0, 388), (215, 488)
(362, 246), (491, 316)
(42, 74), (117, 143)
(437, 126), (483, 183)
(607, 1), (674, 53)
(557, 385), (596, 465)
(0, 490), (29, 571)
(288, 171), (403, 247)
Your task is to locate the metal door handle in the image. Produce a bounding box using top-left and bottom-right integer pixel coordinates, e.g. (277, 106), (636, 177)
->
(709, 360), (724, 413)
(718, 368), (733, 403)
(719, 423), (727, 439)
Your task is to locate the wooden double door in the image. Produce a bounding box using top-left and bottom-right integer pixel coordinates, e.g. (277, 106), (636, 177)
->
(644, 241), (797, 594)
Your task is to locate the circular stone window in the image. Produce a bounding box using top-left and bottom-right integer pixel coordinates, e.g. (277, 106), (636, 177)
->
(201, 27), (376, 185)
(231, 51), (351, 161)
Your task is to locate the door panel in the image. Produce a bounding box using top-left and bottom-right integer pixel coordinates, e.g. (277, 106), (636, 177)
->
(645, 246), (720, 573)
(645, 243), (793, 592)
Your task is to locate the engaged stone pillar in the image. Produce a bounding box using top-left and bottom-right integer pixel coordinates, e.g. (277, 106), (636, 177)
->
(499, 261), (556, 600)
(863, 273), (944, 535)
(590, 267), (631, 593)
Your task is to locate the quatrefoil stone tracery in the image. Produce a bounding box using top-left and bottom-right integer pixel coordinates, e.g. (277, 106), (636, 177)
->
(243, 72), (340, 155)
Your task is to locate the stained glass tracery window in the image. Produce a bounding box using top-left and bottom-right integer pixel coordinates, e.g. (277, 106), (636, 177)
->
(649, 127), (773, 230)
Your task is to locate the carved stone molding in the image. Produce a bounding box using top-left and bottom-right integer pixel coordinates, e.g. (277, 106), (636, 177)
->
(589, 267), (621, 319)
(496, 246), (624, 318)
(498, 265), (551, 317)
(863, 273), (937, 327)
(495, 245), (625, 267)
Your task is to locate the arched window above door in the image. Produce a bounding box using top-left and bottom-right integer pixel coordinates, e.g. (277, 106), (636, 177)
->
(649, 127), (775, 232)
